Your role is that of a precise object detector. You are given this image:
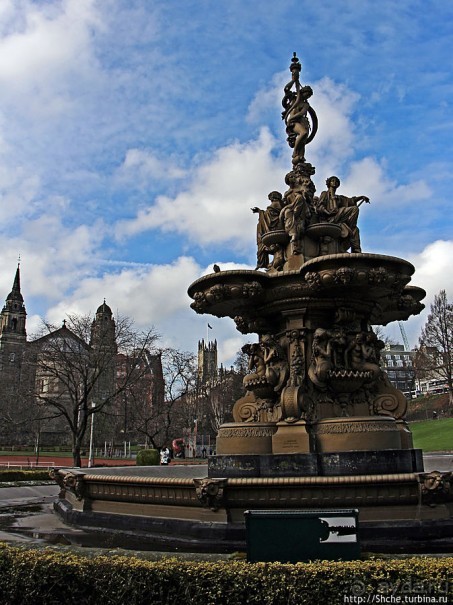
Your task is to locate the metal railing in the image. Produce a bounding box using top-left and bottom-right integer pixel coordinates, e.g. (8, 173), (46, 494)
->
(0, 461), (55, 469)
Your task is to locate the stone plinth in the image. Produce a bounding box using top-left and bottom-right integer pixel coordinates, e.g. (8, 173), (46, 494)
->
(272, 420), (311, 454)
(216, 422), (277, 455)
(312, 416), (402, 452)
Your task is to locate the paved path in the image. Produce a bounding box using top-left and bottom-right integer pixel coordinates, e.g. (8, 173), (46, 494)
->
(422, 453), (453, 472)
(0, 485), (58, 508)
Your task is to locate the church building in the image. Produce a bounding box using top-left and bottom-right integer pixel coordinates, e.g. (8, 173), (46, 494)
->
(0, 266), (164, 448)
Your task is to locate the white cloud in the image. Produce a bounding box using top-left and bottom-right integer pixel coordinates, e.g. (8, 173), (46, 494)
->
(246, 70), (286, 124)
(0, 4), (448, 368)
(383, 240), (453, 348)
(115, 127), (287, 249)
(248, 74), (360, 182)
(0, 213), (106, 310)
(115, 148), (187, 188)
(0, 165), (41, 223)
(218, 335), (248, 367)
(408, 240), (453, 303)
(0, 0), (101, 89)
(44, 256), (203, 328)
(340, 157), (431, 205)
(309, 77), (359, 173)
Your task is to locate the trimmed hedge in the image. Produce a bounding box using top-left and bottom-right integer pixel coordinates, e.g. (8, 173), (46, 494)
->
(0, 469), (52, 482)
(0, 543), (451, 605)
(136, 448), (159, 466)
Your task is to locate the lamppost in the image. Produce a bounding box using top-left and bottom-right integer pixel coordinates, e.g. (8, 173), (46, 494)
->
(88, 401), (96, 468)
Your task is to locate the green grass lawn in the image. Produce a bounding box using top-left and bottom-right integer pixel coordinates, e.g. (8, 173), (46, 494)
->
(409, 417), (453, 451)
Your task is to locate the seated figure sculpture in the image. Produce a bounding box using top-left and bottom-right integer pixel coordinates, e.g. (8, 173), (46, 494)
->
(316, 176), (370, 253)
(252, 191), (285, 270)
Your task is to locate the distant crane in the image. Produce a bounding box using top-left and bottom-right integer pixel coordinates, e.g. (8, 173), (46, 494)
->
(398, 321), (410, 351)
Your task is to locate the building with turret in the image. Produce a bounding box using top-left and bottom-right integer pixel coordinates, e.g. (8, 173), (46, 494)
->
(0, 266), (164, 447)
(0, 265), (27, 374)
(197, 339), (218, 386)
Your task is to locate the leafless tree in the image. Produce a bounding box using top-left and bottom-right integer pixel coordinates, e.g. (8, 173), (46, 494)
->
(0, 367), (38, 446)
(418, 290), (453, 406)
(27, 314), (159, 466)
(131, 347), (198, 449)
(371, 325), (396, 347)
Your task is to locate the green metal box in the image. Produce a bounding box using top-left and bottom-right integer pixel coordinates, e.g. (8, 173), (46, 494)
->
(245, 509), (360, 562)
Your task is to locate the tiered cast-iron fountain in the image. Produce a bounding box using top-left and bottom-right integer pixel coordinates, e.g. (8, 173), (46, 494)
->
(190, 53), (425, 478)
(54, 55), (453, 552)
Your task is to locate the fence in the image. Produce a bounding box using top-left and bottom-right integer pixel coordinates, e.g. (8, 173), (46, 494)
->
(0, 461), (55, 469)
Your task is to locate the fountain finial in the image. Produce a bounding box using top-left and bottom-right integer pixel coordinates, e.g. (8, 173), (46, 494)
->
(282, 52), (317, 165)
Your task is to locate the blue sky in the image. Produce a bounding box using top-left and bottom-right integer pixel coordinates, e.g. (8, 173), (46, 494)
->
(0, 0), (452, 362)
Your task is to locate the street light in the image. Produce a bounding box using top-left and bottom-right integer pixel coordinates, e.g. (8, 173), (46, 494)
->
(88, 401), (96, 468)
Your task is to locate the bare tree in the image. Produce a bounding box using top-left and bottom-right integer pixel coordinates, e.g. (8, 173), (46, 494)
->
(418, 290), (453, 406)
(371, 325), (396, 347)
(131, 348), (198, 449)
(0, 370), (38, 446)
(27, 314), (159, 466)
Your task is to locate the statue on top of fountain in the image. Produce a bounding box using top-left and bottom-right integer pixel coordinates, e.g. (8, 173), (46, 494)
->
(253, 53), (370, 271)
(282, 52), (318, 166)
(316, 176), (370, 253)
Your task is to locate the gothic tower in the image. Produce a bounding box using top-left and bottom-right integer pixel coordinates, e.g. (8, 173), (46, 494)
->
(90, 300), (117, 401)
(197, 339), (218, 386)
(0, 264), (27, 365)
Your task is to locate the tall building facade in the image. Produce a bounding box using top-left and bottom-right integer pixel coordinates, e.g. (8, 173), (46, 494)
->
(0, 265), (27, 373)
(380, 344), (416, 395)
(0, 267), (164, 446)
(197, 339), (218, 386)
(0, 266), (31, 444)
(90, 300), (118, 403)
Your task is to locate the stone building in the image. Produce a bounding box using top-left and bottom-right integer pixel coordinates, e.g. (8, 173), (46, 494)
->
(197, 339), (218, 386)
(0, 265), (31, 444)
(0, 266), (164, 447)
(0, 265), (27, 378)
(380, 344), (416, 396)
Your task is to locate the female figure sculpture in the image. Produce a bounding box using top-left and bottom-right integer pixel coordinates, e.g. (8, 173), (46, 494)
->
(282, 53), (318, 165)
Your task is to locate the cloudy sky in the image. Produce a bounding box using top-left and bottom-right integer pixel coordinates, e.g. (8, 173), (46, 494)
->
(0, 0), (452, 363)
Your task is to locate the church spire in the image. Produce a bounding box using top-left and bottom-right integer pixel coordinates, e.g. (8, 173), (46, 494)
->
(0, 263), (27, 349)
(7, 264), (24, 304)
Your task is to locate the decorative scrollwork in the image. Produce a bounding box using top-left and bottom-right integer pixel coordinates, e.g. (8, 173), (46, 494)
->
(334, 266), (356, 285)
(305, 271), (322, 289)
(194, 478), (227, 511)
(418, 471), (453, 506)
(242, 281), (264, 298)
(190, 291), (208, 313)
(49, 468), (65, 497)
(232, 396), (260, 423)
(205, 284), (227, 303)
(62, 472), (85, 501)
(373, 391), (407, 419)
(234, 315), (248, 333)
(368, 267), (389, 284)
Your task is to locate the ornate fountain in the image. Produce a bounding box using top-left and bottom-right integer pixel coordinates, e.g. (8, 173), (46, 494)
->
(188, 53), (426, 478)
(54, 55), (453, 552)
